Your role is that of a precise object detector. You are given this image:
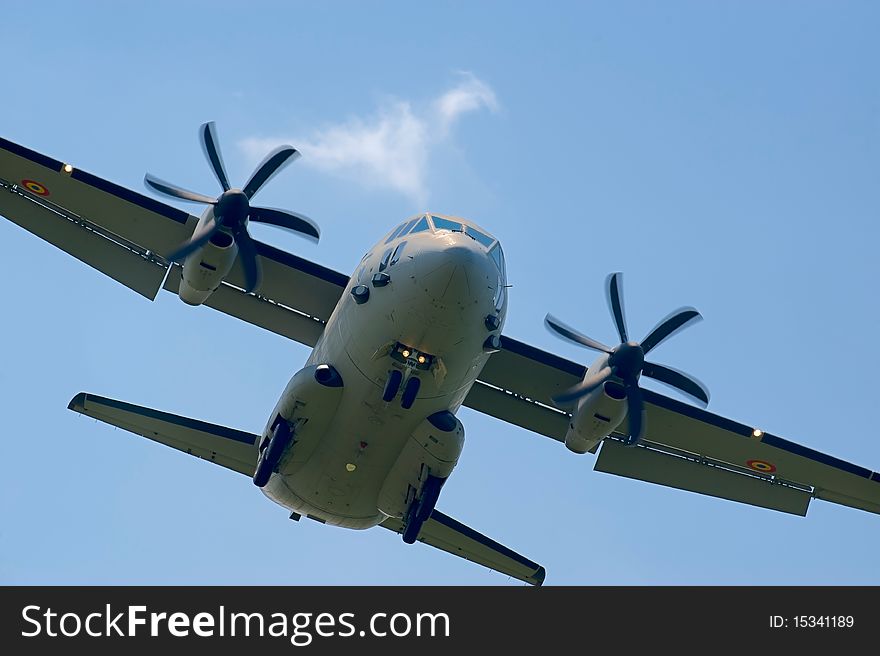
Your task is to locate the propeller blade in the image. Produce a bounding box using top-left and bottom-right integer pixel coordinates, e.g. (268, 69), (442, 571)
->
(243, 146), (300, 199)
(552, 366), (613, 405)
(545, 314), (613, 354)
(234, 228), (262, 293)
(167, 217), (223, 262)
(640, 307), (702, 355)
(200, 122), (231, 192)
(623, 382), (645, 446)
(605, 272), (629, 343)
(144, 174), (216, 205)
(250, 206), (320, 243)
(642, 361), (710, 407)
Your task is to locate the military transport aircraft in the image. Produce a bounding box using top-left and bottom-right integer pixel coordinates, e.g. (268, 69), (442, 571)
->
(1, 123), (878, 585)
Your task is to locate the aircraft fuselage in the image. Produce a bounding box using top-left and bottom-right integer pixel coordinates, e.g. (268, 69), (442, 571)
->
(259, 215), (507, 528)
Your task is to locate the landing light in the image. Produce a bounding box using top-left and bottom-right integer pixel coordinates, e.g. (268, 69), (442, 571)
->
(752, 429), (764, 438)
(392, 342), (434, 370)
(62, 163), (74, 174)
(345, 463), (357, 472)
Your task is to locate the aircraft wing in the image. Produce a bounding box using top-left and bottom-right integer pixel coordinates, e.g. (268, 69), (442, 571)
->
(380, 511), (545, 586)
(68, 392), (260, 476)
(464, 337), (880, 517)
(0, 135), (347, 345)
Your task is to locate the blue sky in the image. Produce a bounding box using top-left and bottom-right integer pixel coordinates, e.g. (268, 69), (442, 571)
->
(1, 1), (878, 585)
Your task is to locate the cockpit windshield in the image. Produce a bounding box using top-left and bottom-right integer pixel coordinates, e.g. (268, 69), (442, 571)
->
(384, 218), (416, 244)
(432, 216), (463, 233)
(387, 214), (502, 265)
(489, 242), (506, 275)
(408, 216), (431, 234)
(467, 227), (494, 249)
(431, 215), (496, 250)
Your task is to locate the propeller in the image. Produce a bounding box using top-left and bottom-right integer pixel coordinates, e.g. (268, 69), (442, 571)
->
(144, 121), (320, 293)
(545, 272), (709, 446)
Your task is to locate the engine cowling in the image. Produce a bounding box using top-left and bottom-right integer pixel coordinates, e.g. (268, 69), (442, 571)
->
(564, 379), (628, 454)
(178, 228), (238, 305)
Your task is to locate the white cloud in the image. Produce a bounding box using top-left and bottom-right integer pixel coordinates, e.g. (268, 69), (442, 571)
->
(240, 73), (498, 206)
(434, 73), (499, 134)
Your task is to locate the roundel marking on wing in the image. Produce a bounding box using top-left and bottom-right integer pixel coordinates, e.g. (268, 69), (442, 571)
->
(21, 179), (49, 196)
(746, 459), (776, 473)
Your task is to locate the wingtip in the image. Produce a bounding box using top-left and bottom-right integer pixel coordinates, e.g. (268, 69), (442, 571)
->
(67, 392), (88, 412)
(531, 566), (546, 586)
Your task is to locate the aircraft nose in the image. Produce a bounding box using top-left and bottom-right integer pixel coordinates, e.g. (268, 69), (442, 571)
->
(445, 244), (486, 268)
(417, 241), (495, 302)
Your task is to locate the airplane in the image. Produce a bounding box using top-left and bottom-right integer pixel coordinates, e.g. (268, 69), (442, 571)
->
(1, 122), (878, 586)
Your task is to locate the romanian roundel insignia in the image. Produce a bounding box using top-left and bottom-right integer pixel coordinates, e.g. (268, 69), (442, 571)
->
(21, 179), (49, 196)
(746, 459), (776, 473)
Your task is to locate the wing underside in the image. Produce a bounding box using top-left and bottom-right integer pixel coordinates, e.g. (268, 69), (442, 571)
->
(0, 135), (347, 345)
(464, 336), (880, 517)
(0, 139), (185, 299)
(68, 392), (260, 476)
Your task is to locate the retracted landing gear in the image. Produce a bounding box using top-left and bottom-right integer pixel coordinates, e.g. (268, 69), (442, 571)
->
(253, 420), (293, 488)
(400, 376), (420, 410)
(382, 370), (420, 409)
(383, 369), (403, 402)
(402, 474), (445, 544)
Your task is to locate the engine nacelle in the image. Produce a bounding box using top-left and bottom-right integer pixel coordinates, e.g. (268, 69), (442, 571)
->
(564, 380), (628, 454)
(178, 229), (238, 306)
(377, 411), (465, 519)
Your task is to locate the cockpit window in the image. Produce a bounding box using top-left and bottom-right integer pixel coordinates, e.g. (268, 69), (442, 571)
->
(384, 224), (405, 244)
(494, 275), (506, 311)
(390, 241), (406, 265)
(385, 218), (418, 244)
(432, 216), (463, 232)
(489, 242), (506, 274)
(489, 243), (507, 310)
(401, 217), (419, 235)
(408, 216), (431, 234)
(379, 247), (393, 271)
(468, 227), (495, 249)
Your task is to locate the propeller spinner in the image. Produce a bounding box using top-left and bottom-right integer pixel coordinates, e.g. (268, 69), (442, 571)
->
(144, 121), (320, 293)
(545, 272), (709, 447)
